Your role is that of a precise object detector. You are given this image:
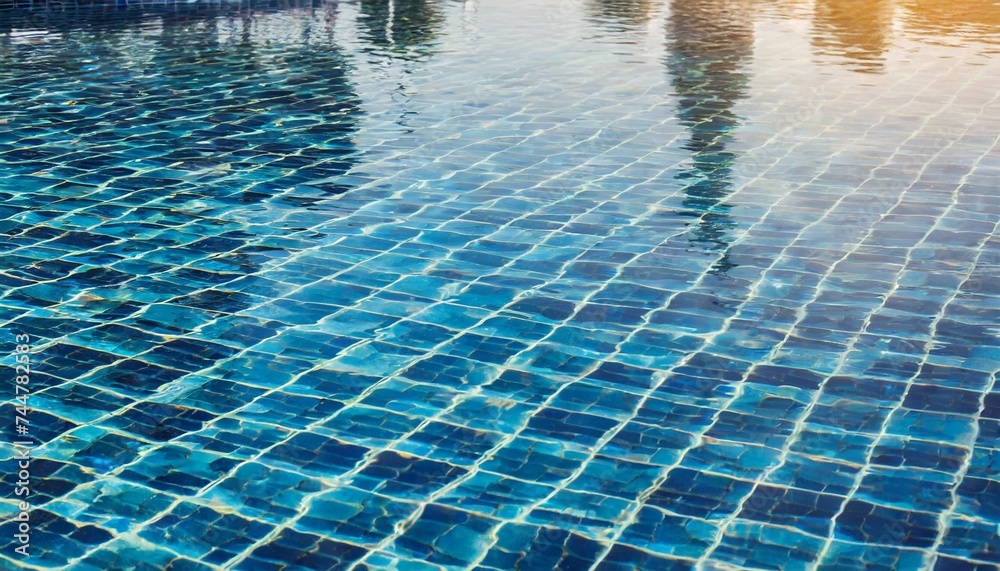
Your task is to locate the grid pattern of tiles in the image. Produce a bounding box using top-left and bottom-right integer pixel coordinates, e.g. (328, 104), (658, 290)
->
(0, 0), (998, 569)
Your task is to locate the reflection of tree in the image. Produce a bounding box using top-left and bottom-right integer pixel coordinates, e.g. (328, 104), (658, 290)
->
(583, 0), (655, 30)
(665, 0), (754, 274)
(356, 0), (444, 59)
(0, 0), (364, 330)
(811, 0), (893, 73)
(172, 2), (358, 203)
(810, 0), (1000, 72)
(354, 0), (445, 135)
(0, 0), (361, 205)
(897, 0), (1000, 47)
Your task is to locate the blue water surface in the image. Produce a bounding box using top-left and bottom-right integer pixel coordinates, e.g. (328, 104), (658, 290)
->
(0, 0), (998, 569)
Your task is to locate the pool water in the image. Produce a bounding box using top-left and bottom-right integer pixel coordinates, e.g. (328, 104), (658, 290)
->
(0, 0), (998, 569)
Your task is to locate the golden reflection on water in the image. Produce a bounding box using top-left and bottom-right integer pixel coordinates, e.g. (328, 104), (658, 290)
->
(811, 0), (894, 72)
(898, 0), (1000, 46)
(583, 0), (1000, 71)
(809, 0), (1000, 70)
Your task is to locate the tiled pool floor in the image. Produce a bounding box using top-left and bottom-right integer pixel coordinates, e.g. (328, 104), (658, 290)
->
(1, 0), (999, 569)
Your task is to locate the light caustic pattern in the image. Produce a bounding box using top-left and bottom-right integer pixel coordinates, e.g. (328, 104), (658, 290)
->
(0, 0), (998, 570)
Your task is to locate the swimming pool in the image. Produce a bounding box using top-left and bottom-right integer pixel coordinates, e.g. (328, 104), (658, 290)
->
(0, 0), (998, 569)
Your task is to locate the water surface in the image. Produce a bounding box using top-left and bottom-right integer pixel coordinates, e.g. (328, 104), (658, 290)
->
(0, 0), (998, 569)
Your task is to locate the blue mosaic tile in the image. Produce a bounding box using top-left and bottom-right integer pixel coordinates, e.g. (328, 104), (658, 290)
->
(389, 504), (499, 566)
(478, 522), (605, 570)
(712, 521), (826, 571)
(139, 502), (273, 565)
(437, 471), (555, 520)
(818, 540), (927, 571)
(237, 528), (368, 571)
(48, 478), (176, 533)
(296, 486), (419, 544)
(203, 461), (325, 525)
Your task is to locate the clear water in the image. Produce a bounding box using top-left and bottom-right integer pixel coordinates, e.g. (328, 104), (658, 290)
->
(0, 0), (998, 569)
